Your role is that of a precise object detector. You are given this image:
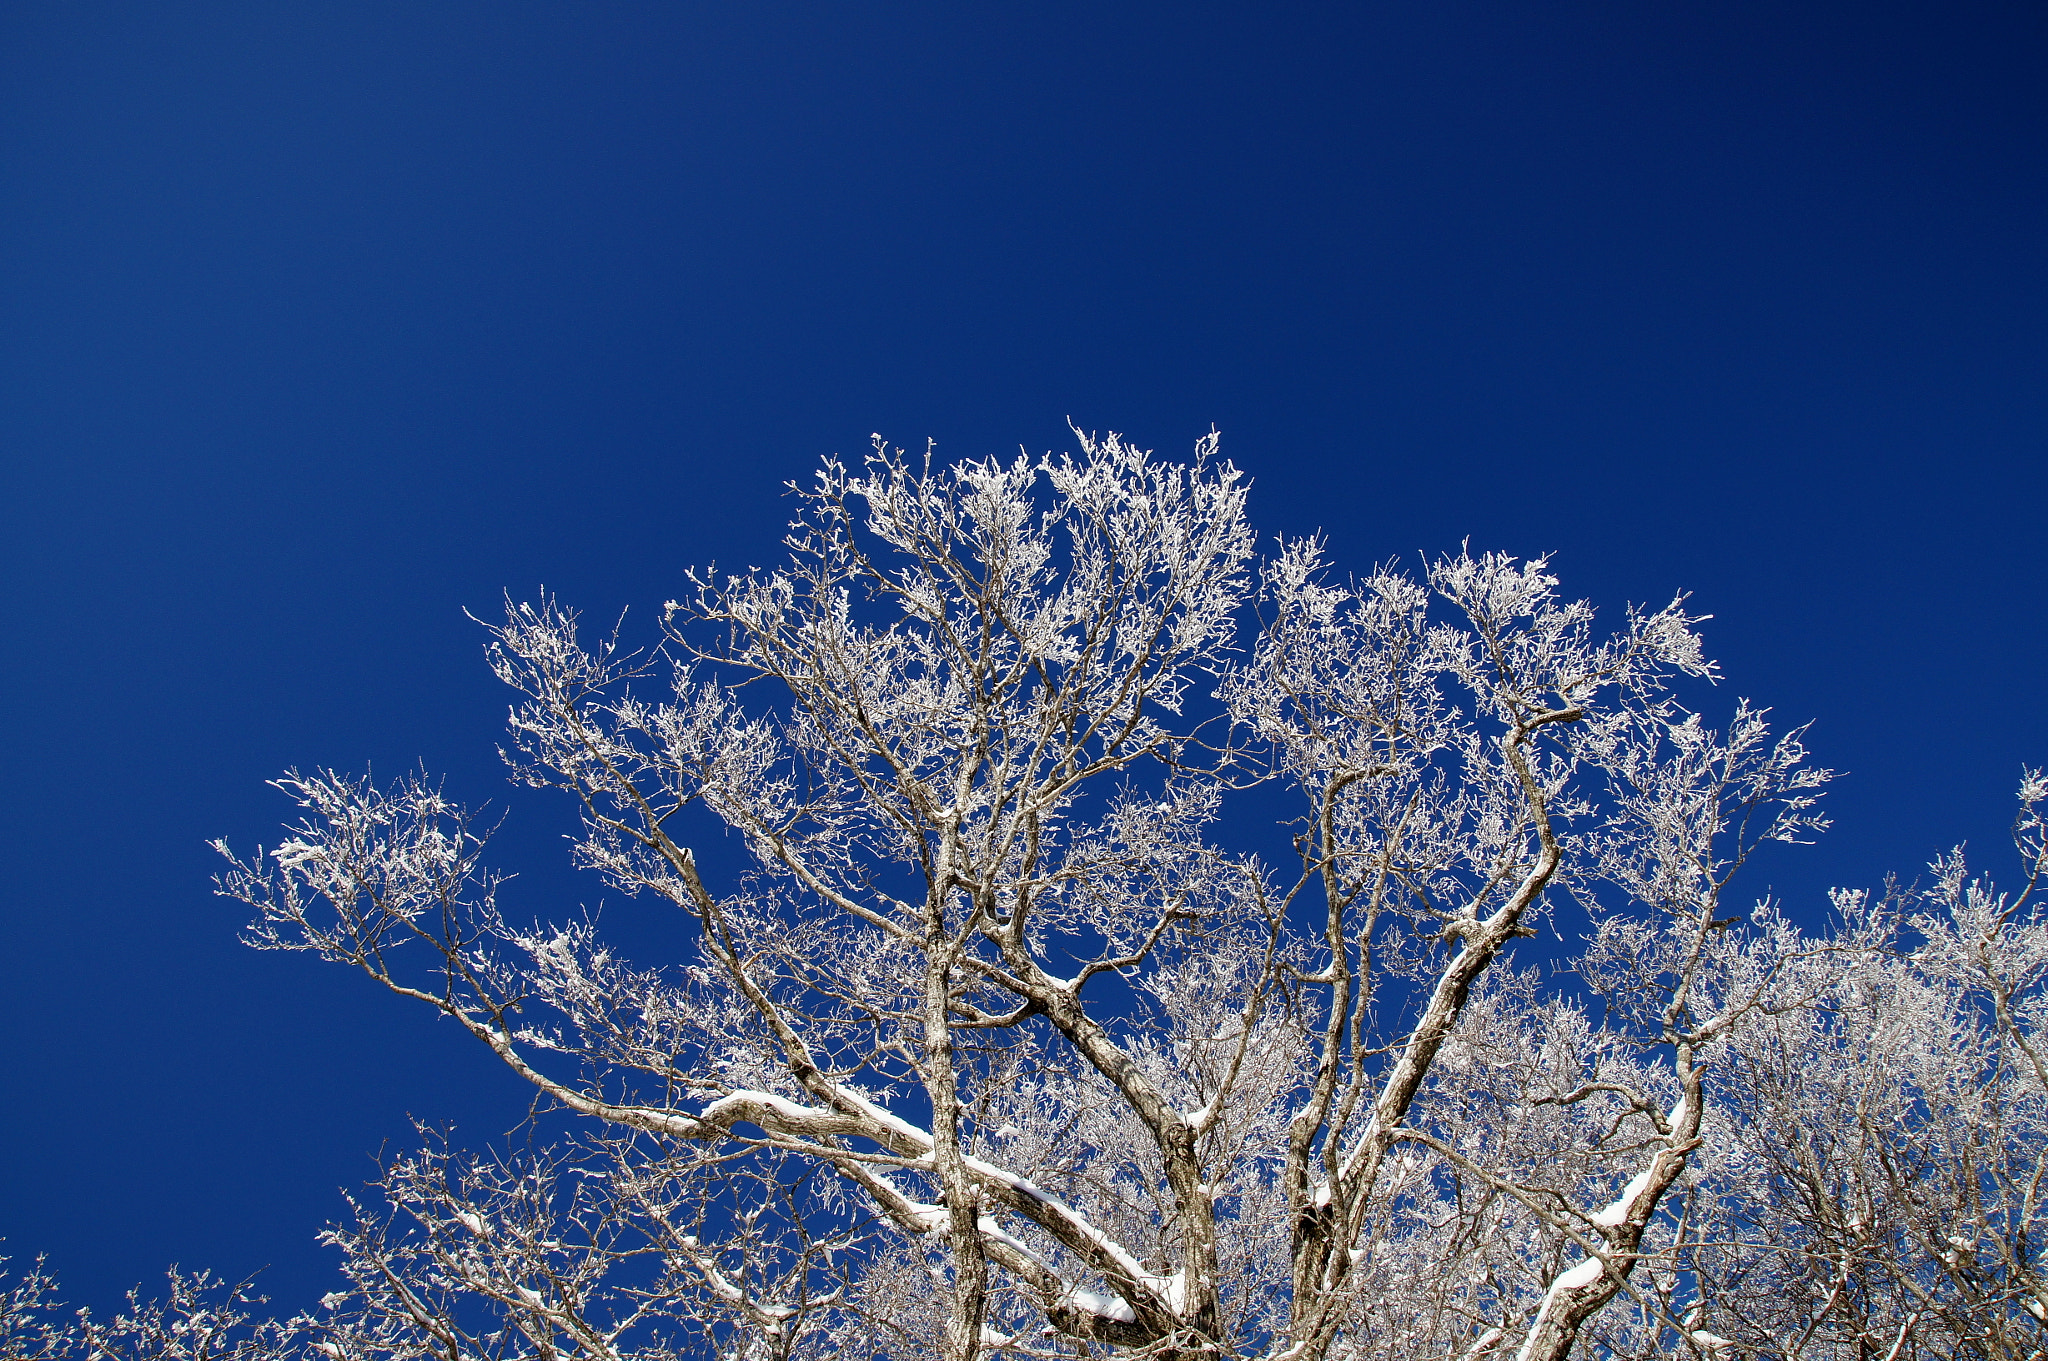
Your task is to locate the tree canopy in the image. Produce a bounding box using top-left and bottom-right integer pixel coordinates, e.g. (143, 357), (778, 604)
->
(15, 431), (2043, 1361)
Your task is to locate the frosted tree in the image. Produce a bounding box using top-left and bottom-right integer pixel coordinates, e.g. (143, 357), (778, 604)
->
(206, 430), (2044, 1361)
(1684, 779), (2048, 1361)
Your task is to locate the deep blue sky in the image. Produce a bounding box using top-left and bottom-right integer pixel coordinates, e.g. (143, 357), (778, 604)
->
(3, 0), (2044, 1313)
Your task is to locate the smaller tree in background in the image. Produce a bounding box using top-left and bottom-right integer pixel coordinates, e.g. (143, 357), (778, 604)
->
(1692, 789), (2048, 1360)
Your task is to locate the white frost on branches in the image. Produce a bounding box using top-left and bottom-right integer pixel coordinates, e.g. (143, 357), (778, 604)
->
(180, 429), (2048, 1361)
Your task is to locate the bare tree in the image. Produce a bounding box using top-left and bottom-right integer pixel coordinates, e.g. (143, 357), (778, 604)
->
(198, 430), (2040, 1361)
(0, 1254), (75, 1361)
(1684, 779), (2048, 1361)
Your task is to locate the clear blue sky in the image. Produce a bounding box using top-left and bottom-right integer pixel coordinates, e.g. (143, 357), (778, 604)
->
(2, 0), (2043, 1313)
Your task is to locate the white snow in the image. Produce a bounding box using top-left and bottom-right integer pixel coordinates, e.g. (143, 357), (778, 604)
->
(1550, 1256), (1604, 1292)
(1588, 1168), (1655, 1228)
(701, 1085), (1158, 1291)
(1135, 1269), (1188, 1314)
(700, 1089), (828, 1126)
(959, 1153), (1154, 1283)
(1460, 1326), (1505, 1359)
(977, 1214), (1052, 1267)
(1063, 1287), (1137, 1324)
(699, 1264), (745, 1304)
(1512, 1256), (1610, 1360)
